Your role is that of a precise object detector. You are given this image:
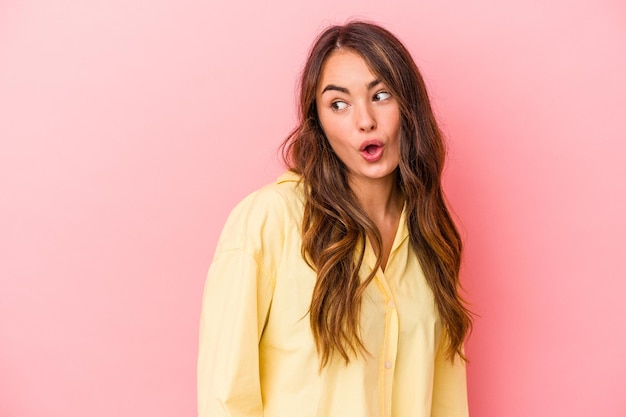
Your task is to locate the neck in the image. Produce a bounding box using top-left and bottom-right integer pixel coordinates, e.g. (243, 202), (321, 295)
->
(348, 173), (403, 222)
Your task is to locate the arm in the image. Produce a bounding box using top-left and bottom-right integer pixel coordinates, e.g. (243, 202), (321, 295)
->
(198, 182), (293, 416)
(197, 247), (273, 417)
(431, 331), (469, 417)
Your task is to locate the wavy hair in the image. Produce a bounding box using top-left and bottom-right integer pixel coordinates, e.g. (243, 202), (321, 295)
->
(281, 21), (472, 367)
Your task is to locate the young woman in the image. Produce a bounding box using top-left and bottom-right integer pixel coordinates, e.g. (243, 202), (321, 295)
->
(198, 21), (472, 417)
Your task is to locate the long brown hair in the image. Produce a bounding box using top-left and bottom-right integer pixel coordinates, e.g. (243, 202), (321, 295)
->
(281, 21), (472, 367)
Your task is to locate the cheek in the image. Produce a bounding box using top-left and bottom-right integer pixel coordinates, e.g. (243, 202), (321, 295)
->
(390, 110), (402, 136)
(319, 115), (348, 144)
(317, 110), (332, 135)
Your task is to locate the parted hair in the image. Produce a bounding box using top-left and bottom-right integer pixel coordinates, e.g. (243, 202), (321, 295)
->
(281, 21), (472, 367)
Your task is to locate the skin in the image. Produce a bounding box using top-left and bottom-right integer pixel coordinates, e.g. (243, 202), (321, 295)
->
(316, 49), (403, 270)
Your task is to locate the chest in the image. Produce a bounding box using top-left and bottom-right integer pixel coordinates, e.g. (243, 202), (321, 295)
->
(261, 234), (439, 348)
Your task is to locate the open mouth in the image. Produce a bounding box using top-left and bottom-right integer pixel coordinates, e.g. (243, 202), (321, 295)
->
(364, 144), (380, 155)
(360, 141), (384, 161)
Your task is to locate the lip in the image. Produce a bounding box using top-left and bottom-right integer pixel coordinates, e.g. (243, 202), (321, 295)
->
(359, 139), (384, 162)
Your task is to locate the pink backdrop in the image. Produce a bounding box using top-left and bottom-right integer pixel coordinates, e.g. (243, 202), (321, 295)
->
(1, 1), (625, 416)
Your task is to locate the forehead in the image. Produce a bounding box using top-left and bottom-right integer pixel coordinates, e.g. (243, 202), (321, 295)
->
(318, 49), (377, 90)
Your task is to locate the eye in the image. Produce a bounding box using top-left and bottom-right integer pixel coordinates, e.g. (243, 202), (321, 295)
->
(373, 91), (392, 102)
(331, 100), (349, 111)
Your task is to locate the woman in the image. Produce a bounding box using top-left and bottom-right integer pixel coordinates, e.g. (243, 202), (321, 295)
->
(198, 21), (472, 417)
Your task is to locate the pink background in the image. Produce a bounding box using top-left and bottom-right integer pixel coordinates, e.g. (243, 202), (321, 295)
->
(1, 1), (625, 416)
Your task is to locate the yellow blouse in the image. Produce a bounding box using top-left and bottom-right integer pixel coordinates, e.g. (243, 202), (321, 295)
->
(198, 171), (468, 417)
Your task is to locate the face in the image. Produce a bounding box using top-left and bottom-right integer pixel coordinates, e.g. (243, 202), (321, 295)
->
(316, 49), (401, 188)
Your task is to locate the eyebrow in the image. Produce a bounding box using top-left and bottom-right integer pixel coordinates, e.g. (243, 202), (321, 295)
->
(321, 79), (381, 95)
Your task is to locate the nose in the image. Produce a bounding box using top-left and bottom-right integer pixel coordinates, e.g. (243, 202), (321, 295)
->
(356, 103), (376, 132)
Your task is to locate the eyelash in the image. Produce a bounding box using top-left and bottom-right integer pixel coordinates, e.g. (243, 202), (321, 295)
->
(373, 91), (392, 101)
(331, 101), (348, 111)
(330, 91), (392, 111)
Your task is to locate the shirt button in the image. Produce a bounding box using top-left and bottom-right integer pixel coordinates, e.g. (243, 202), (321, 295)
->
(384, 361), (392, 369)
(387, 300), (395, 308)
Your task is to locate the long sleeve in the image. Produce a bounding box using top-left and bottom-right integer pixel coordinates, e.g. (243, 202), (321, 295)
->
(197, 184), (287, 417)
(197, 247), (274, 417)
(430, 332), (469, 417)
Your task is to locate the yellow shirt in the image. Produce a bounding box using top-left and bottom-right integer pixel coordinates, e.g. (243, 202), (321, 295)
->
(198, 171), (469, 417)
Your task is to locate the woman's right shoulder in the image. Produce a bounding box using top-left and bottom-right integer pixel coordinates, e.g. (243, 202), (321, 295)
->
(229, 170), (304, 221)
(216, 171), (305, 253)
